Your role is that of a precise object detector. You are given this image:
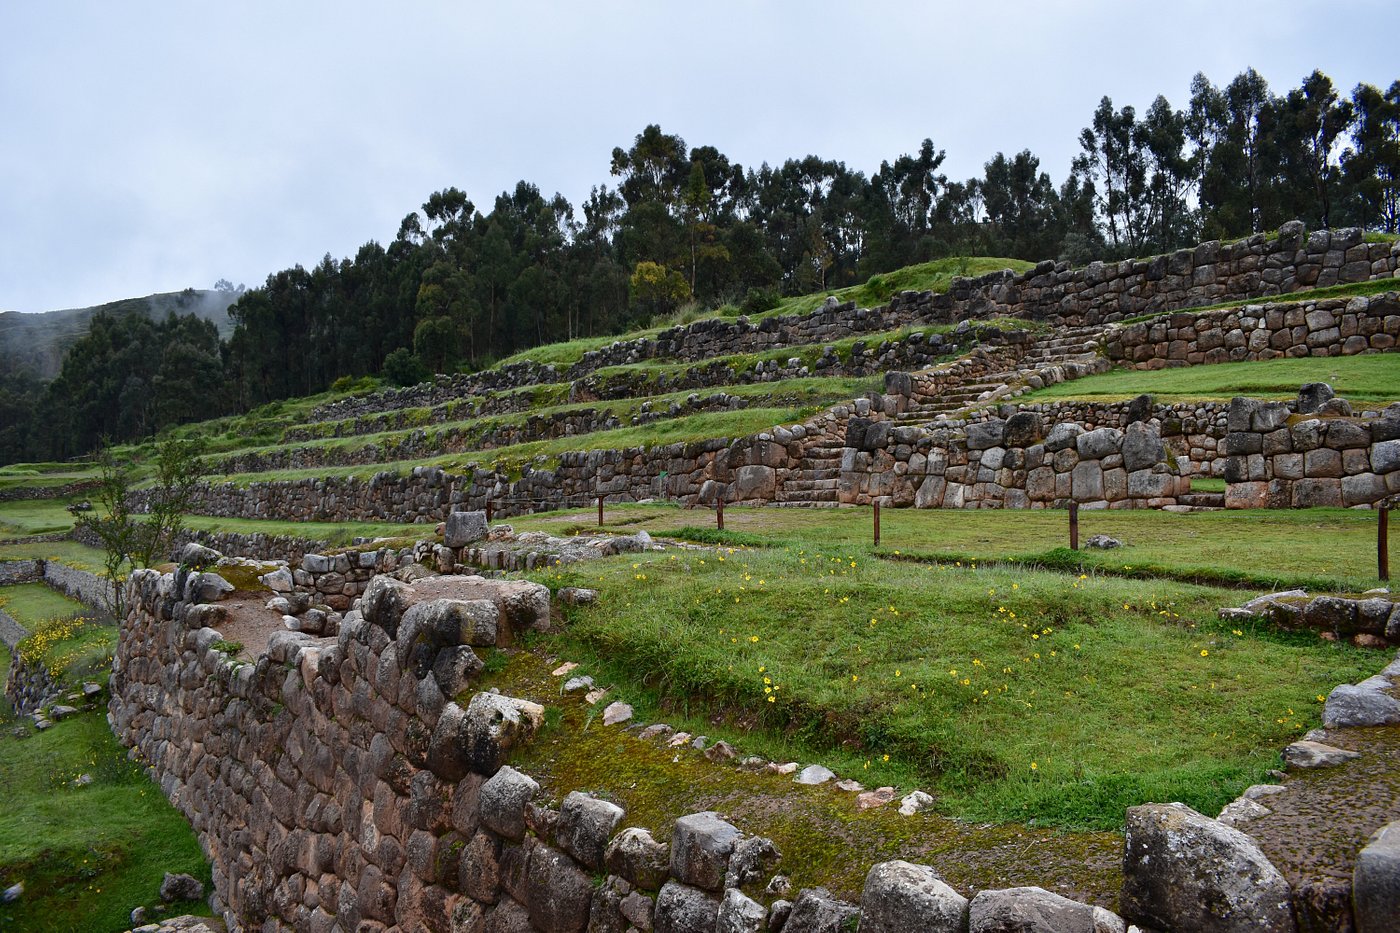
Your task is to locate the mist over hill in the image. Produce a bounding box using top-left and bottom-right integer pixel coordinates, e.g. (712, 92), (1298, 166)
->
(0, 289), (238, 381)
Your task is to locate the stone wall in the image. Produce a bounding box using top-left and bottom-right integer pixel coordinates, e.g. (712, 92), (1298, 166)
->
(0, 480), (98, 503)
(111, 564), (1150, 933)
(0, 605), (29, 650)
(0, 558), (43, 587)
(42, 558), (115, 610)
(1223, 398), (1400, 508)
(1105, 292), (1400, 369)
(5, 649), (62, 715)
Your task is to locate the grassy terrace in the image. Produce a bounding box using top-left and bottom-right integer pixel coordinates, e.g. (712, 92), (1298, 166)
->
(523, 547), (1371, 831)
(0, 497), (80, 537)
(0, 707), (210, 931)
(497, 257), (1035, 369)
(514, 503), (1391, 593)
(195, 406), (825, 487)
(0, 541), (112, 575)
(1023, 352), (1400, 405)
(210, 376), (879, 471)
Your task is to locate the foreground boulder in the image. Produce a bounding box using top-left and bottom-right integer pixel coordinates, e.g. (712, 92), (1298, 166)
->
(859, 860), (967, 933)
(1121, 803), (1295, 932)
(1354, 820), (1400, 932)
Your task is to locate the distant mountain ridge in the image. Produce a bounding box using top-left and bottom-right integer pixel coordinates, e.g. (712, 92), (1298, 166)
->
(0, 289), (238, 381)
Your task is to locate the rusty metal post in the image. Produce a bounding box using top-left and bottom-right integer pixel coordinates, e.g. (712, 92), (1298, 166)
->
(598, 495), (604, 527)
(873, 499), (881, 547)
(1069, 501), (1079, 551)
(485, 497), (493, 523)
(1381, 507), (1391, 582)
(717, 497), (724, 531)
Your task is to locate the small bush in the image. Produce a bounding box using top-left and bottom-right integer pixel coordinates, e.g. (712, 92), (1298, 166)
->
(741, 287), (781, 316)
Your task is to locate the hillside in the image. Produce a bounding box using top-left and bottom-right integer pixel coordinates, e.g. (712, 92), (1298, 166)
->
(0, 289), (238, 380)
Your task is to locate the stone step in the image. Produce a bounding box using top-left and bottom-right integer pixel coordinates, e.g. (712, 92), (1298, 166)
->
(1177, 492), (1225, 507)
(1161, 504), (1225, 513)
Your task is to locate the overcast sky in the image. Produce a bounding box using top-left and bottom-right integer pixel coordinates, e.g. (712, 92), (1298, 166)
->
(2, 1), (1395, 314)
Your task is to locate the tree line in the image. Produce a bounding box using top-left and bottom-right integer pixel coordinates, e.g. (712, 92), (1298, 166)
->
(2, 67), (1396, 465)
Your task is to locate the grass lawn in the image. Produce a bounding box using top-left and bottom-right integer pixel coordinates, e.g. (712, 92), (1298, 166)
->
(0, 710), (211, 932)
(532, 543), (1375, 832)
(512, 503), (1391, 592)
(0, 584), (89, 630)
(201, 406), (825, 487)
(1024, 352), (1400, 405)
(180, 514), (434, 547)
(0, 498), (79, 538)
(0, 542), (113, 576)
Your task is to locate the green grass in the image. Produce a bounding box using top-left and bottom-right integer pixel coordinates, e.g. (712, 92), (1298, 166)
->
(0, 467), (100, 493)
(1024, 353), (1400, 404)
(1190, 476), (1227, 493)
(180, 514), (432, 547)
(203, 406), (826, 488)
(0, 499), (79, 538)
(513, 503), (1391, 592)
(534, 544), (1373, 830)
(0, 584), (89, 631)
(0, 710), (211, 932)
(498, 257), (1034, 369)
(0, 542), (113, 576)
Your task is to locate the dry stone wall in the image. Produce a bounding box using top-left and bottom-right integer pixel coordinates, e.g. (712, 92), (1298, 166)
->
(110, 565), (1151, 933)
(1223, 398), (1400, 509)
(1105, 292), (1400, 369)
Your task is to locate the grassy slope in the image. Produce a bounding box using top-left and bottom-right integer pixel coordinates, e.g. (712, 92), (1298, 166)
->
(498, 257), (1034, 369)
(0, 583), (89, 629)
(534, 544), (1373, 830)
(514, 503), (1390, 592)
(1025, 353), (1400, 404)
(0, 712), (211, 932)
(0, 498), (79, 537)
(0, 541), (111, 575)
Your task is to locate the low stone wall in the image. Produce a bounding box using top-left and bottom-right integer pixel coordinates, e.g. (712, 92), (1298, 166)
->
(838, 413), (1188, 509)
(0, 558), (43, 587)
(5, 649), (62, 715)
(0, 605), (28, 650)
(1223, 398), (1400, 508)
(1106, 292), (1400, 369)
(0, 480), (99, 502)
(42, 559), (115, 611)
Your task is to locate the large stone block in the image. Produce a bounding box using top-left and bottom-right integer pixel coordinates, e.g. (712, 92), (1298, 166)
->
(606, 827), (670, 891)
(784, 887), (860, 933)
(445, 511), (489, 547)
(427, 694), (544, 781)
(654, 881), (720, 933)
(1354, 820), (1400, 933)
(670, 812), (740, 892)
(967, 886), (1097, 933)
(858, 861), (966, 933)
(1121, 803), (1295, 933)
(731, 466), (776, 501)
(526, 844), (594, 933)
(556, 791), (624, 871)
(1075, 428), (1122, 460)
(479, 766), (539, 841)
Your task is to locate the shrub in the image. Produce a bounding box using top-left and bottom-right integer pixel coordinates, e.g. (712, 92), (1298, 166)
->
(382, 348), (430, 387)
(741, 287), (781, 316)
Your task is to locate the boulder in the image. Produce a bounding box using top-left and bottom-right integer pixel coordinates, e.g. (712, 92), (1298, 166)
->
(159, 872), (205, 902)
(859, 860), (967, 933)
(1120, 423), (1165, 473)
(361, 575), (415, 636)
(967, 886), (1096, 932)
(783, 887), (860, 933)
(716, 888), (767, 933)
(654, 881), (721, 933)
(1043, 423), (1082, 452)
(794, 765), (835, 785)
(732, 465), (777, 501)
(526, 844), (594, 933)
(1354, 819), (1400, 932)
(427, 693), (544, 780)
(1282, 740), (1361, 769)
(966, 420), (1006, 451)
(556, 791), (625, 871)
(606, 827), (671, 891)
(1003, 412), (1043, 448)
(671, 811), (741, 892)
(1323, 682), (1400, 728)
(1075, 427), (1122, 461)
(478, 766), (539, 841)
(445, 510), (489, 547)
(177, 542), (222, 569)
(1121, 802), (1295, 932)
(1297, 382), (1335, 414)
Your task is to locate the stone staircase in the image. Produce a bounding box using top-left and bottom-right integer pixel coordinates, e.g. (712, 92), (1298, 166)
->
(777, 442), (845, 506)
(892, 323), (1111, 425)
(1162, 490), (1225, 513)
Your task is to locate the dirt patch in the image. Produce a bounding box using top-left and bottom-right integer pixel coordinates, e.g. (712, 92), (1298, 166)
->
(1249, 723), (1400, 887)
(207, 592), (292, 660)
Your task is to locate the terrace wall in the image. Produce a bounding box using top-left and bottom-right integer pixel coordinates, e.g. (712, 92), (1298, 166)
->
(306, 222), (1399, 424)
